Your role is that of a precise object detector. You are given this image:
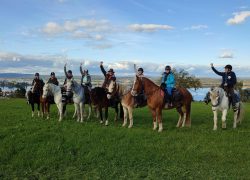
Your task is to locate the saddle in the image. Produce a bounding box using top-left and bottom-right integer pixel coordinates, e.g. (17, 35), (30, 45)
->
(61, 87), (73, 104)
(163, 88), (183, 108)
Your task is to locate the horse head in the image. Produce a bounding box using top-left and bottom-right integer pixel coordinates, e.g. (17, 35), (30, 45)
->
(42, 83), (50, 99)
(209, 87), (224, 107)
(107, 80), (117, 99)
(131, 75), (143, 96)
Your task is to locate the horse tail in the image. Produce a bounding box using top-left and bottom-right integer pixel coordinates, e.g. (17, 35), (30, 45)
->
(237, 102), (244, 124)
(119, 102), (124, 119)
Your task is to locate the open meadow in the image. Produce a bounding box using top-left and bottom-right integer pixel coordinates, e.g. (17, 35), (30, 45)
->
(0, 98), (250, 179)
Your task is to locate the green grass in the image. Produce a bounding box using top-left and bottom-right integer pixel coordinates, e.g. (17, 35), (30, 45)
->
(0, 99), (250, 179)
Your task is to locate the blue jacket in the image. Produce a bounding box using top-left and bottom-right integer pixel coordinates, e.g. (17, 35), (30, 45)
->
(161, 72), (175, 88)
(212, 67), (237, 88)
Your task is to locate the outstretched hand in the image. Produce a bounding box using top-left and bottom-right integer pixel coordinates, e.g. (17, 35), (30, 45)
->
(210, 63), (213, 67)
(100, 61), (103, 65)
(64, 63), (67, 67)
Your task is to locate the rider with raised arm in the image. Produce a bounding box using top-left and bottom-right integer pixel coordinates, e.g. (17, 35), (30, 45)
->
(210, 63), (237, 109)
(80, 63), (92, 88)
(63, 63), (73, 85)
(161, 65), (176, 107)
(100, 61), (116, 89)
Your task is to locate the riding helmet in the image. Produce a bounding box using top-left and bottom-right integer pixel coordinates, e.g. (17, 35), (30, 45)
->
(108, 68), (115, 73)
(224, 64), (232, 70)
(165, 65), (171, 70)
(35, 72), (39, 76)
(67, 70), (72, 74)
(138, 67), (144, 73)
(51, 72), (55, 76)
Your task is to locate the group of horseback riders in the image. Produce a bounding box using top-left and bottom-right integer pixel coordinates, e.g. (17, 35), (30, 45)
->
(30, 62), (238, 108)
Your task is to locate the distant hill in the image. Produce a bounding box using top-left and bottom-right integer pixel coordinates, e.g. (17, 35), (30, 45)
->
(0, 73), (33, 78)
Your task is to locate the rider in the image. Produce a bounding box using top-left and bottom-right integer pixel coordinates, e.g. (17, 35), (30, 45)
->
(63, 63), (73, 85)
(100, 61), (116, 90)
(47, 72), (59, 85)
(210, 63), (237, 108)
(63, 63), (74, 103)
(134, 64), (144, 77)
(80, 63), (92, 88)
(134, 64), (145, 107)
(161, 65), (176, 107)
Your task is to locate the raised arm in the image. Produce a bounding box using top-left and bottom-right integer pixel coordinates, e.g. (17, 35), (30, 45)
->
(64, 64), (68, 77)
(211, 63), (224, 76)
(100, 61), (106, 76)
(134, 64), (137, 74)
(80, 63), (84, 76)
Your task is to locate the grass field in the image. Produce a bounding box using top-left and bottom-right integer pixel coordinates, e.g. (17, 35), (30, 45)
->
(0, 98), (250, 179)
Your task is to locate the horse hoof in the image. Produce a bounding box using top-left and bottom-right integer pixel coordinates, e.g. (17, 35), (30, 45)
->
(158, 129), (163, 132)
(213, 127), (217, 131)
(100, 121), (103, 124)
(105, 121), (109, 126)
(122, 123), (126, 127)
(128, 125), (133, 128)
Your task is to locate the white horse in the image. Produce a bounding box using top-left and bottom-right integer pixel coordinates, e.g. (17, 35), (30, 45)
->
(42, 83), (63, 121)
(209, 87), (243, 130)
(66, 79), (85, 122)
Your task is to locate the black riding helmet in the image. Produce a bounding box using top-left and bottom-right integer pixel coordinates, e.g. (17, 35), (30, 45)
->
(165, 65), (171, 70)
(67, 70), (72, 74)
(224, 64), (232, 70)
(138, 67), (144, 73)
(35, 72), (39, 76)
(51, 72), (55, 76)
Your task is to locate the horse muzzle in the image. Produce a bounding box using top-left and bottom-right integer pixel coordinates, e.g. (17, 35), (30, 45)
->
(131, 90), (137, 96)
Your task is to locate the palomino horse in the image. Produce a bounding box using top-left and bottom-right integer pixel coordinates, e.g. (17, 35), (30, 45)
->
(131, 75), (193, 132)
(209, 87), (243, 130)
(42, 83), (63, 121)
(66, 79), (86, 122)
(107, 80), (146, 128)
(90, 86), (122, 126)
(26, 80), (44, 117)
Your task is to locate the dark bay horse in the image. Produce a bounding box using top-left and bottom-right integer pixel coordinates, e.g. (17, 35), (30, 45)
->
(131, 76), (193, 132)
(90, 86), (123, 126)
(26, 80), (44, 117)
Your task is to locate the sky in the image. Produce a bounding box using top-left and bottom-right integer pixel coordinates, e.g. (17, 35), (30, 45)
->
(0, 0), (250, 77)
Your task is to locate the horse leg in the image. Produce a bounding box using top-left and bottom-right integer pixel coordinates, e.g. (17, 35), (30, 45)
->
(157, 108), (163, 132)
(41, 102), (44, 118)
(99, 106), (103, 124)
(105, 106), (109, 126)
(63, 103), (67, 117)
(213, 110), (218, 130)
(176, 107), (184, 128)
(31, 103), (35, 117)
(57, 103), (63, 122)
(150, 109), (157, 130)
(184, 103), (192, 127)
(222, 109), (227, 129)
(80, 102), (84, 123)
(37, 103), (40, 117)
(122, 106), (128, 127)
(74, 103), (80, 122)
(72, 105), (77, 119)
(87, 104), (92, 120)
(128, 107), (134, 128)
(47, 103), (50, 120)
(114, 104), (118, 121)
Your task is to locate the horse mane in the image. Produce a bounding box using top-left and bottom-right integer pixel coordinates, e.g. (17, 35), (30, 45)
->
(142, 76), (160, 88)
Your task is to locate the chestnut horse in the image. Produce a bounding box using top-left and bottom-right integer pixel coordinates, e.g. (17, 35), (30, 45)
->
(107, 80), (147, 128)
(131, 75), (193, 132)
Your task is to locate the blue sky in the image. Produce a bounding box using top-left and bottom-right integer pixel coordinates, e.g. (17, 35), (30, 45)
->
(0, 0), (250, 77)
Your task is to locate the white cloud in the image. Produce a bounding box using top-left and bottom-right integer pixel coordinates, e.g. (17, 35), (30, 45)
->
(219, 51), (234, 58)
(184, 25), (208, 31)
(41, 22), (62, 35)
(128, 24), (174, 32)
(227, 11), (250, 25)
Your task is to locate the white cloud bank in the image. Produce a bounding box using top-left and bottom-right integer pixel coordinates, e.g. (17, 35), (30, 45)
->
(227, 11), (250, 25)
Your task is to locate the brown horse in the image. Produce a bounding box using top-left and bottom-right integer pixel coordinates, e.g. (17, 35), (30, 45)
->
(26, 80), (44, 117)
(107, 80), (147, 128)
(131, 76), (192, 132)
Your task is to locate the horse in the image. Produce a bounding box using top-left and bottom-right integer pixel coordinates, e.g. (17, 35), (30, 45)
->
(107, 80), (146, 128)
(90, 85), (122, 126)
(42, 83), (63, 121)
(26, 80), (44, 117)
(209, 87), (243, 130)
(65, 79), (85, 122)
(131, 75), (193, 132)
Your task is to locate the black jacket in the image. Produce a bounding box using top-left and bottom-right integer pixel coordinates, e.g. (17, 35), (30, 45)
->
(212, 67), (237, 88)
